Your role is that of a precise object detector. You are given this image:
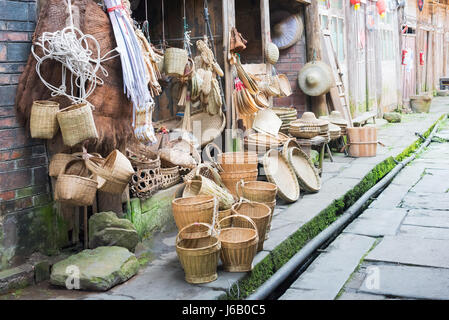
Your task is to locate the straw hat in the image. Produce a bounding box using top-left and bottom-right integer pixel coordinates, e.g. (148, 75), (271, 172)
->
(252, 109), (283, 137)
(266, 42), (280, 65)
(297, 112), (329, 126)
(272, 14), (304, 50)
(298, 61), (333, 97)
(320, 111), (348, 126)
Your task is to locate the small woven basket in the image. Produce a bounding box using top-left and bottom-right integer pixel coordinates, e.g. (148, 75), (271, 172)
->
(218, 214), (259, 272)
(130, 167), (162, 199)
(164, 48), (188, 77)
(49, 153), (77, 177)
(30, 100), (60, 139)
(183, 175), (235, 210)
(176, 223), (221, 284)
(160, 166), (181, 189)
(219, 170), (258, 198)
(54, 159), (98, 206)
(232, 201), (271, 252)
(172, 195), (216, 231)
(235, 180), (277, 203)
(57, 103), (98, 147)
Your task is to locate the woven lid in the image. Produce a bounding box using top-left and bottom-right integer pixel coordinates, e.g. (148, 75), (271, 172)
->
(320, 111), (349, 126)
(298, 61), (333, 97)
(266, 42), (280, 65)
(328, 123), (342, 135)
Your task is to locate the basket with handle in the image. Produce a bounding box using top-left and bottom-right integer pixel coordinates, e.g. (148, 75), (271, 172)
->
(218, 214), (259, 272)
(219, 170), (258, 198)
(263, 199), (276, 240)
(216, 208), (233, 230)
(231, 201), (271, 252)
(183, 175), (235, 210)
(30, 100), (60, 139)
(49, 153), (77, 177)
(176, 222), (221, 284)
(54, 159), (98, 206)
(172, 195), (216, 231)
(57, 103), (98, 147)
(235, 180), (277, 203)
(164, 48), (188, 77)
(204, 143), (258, 173)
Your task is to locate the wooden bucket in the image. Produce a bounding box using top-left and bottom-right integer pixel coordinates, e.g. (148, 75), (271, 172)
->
(346, 127), (378, 157)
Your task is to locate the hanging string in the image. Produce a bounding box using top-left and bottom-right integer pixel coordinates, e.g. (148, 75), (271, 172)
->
(161, 0), (166, 49)
(183, 0), (193, 57)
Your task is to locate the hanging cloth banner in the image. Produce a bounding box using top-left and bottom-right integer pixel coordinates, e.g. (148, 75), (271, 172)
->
(418, 0), (424, 11)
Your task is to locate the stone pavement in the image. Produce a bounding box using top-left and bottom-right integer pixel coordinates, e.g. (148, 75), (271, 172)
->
(1, 98), (448, 300)
(281, 117), (449, 300)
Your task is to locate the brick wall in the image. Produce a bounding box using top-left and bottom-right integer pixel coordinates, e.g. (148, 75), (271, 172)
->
(0, 0), (65, 270)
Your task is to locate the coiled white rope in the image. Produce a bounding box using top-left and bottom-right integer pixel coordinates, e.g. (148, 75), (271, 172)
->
(31, 0), (119, 105)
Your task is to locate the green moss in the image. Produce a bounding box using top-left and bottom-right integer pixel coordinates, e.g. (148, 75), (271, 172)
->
(222, 115), (447, 300)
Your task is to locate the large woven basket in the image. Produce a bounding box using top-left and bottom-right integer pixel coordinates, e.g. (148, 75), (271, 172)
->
(216, 209), (233, 230)
(205, 143), (258, 172)
(49, 153), (77, 177)
(176, 223), (221, 284)
(164, 48), (188, 77)
(220, 170), (258, 198)
(57, 103), (98, 147)
(172, 195), (216, 231)
(232, 201), (271, 252)
(160, 166), (181, 189)
(263, 149), (300, 203)
(183, 175), (235, 210)
(218, 214), (259, 272)
(30, 100), (60, 139)
(235, 180), (277, 203)
(54, 159), (98, 206)
(286, 147), (321, 193)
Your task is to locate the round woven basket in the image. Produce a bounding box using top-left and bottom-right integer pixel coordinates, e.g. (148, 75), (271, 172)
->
(235, 180), (277, 203)
(216, 208), (233, 230)
(205, 143), (258, 173)
(57, 103), (98, 147)
(183, 175), (235, 210)
(49, 153), (77, 177)
(130, 167), (161, 199)
(160, 167), (181, 189)
(176, 223), (220, 284)
(164, 48), (188, 77)
(218, 214), (259, 272)
(263, 149), (300, 203)
(30, 100), (60, 139)
(220, 170), (258, 198)
(172, 195), (216, 231)
(54, 159), (98, 206)
(287, 147), (321, 193)
(232, 201), (271, 252)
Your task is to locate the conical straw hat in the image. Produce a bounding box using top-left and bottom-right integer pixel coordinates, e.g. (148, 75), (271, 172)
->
(298, 61), (333, 96)
(296, 112), (329, 126)
(266, 42), (280, 65)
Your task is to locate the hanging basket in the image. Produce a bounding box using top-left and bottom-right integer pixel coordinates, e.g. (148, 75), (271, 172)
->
(164, 48), (188, 77)
(54, 159), (98, 206)
(183, 175), (235, 210)
(49, 153), (77, 177)
(176, 222), (221, 284)
(30, 100), (60, 139)
(57, 103), (98, 147)
(218, 214), (259, 272)
(172, 195), (216, 231)
(232, 201), (271, 252)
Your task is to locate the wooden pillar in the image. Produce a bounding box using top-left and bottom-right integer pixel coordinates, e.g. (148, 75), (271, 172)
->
(222, 0), (235, 151)
(260, 0), (272, 106)
(305, 0), (327, 116)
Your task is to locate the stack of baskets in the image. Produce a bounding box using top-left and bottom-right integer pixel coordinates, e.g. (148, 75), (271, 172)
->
(236, 180), (277, 241)
(328, 123), (342, 141)
(205, 143), (259, 198)
(244, 130), (289, 155)
(289, 112), (329, 139)
(320, 111), (349, 136)
(272, 107), (298, 134)
(127, 147), (162, 199)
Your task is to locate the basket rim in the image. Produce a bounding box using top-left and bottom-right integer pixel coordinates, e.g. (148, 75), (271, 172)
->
(172, 194), (215, 206)
(231, 201), (271, 219)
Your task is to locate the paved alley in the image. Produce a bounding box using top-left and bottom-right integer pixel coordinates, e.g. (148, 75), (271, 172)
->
(281, 120), (449, 300)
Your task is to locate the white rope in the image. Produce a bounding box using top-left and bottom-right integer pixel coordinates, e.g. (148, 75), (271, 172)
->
(31, 0), (118, 106)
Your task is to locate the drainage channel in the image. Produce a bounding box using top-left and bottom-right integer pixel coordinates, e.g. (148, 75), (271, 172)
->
(247, 116), (447, 301)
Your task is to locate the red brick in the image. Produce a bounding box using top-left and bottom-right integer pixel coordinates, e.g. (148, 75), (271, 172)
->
(0, 148), (32, 161)
(0, 161), (15, 172)
(0, 128), (30, 150)
(0, 116), (20, 128)
(0, 190), (15, 201)
(16, 156), (46, 168)
(0, 31), (28, 41)
(0, 169), (32, 192)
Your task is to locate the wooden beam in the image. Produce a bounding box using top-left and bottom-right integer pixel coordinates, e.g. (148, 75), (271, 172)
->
(260, 0), (273, 106)
(304, 0), (327, 116)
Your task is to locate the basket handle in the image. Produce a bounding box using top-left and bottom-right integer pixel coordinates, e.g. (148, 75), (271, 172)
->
(176, 222), (217, 245)
(204, 142), (223, 163)
(218, 213), (257, 234)
(84, 156), (129, 184)
(235, 179), (245, 200)
(58, 158), (95, 180)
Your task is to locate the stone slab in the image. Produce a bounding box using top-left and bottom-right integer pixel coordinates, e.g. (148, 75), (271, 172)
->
(343, 208), (407, 237)
(338, 164), (376, 180)
(410, 169), (449, 193)
(369, 184), (410, 209)
(359, 264), (449, 300)
(281, 234), (375, 300)
(391, 164), (426, 186)
(399, 225), (449, 240)
(403, 209), (449, 228)
(401, 192), (449, 210)
(337, 291), (391, 300)
(366, 236), (449, 269)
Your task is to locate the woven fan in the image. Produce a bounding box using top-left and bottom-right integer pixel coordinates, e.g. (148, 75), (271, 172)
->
(272, 14), (304, 50)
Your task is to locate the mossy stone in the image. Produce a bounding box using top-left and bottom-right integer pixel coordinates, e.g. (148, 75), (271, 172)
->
(383, 112), (402, 123)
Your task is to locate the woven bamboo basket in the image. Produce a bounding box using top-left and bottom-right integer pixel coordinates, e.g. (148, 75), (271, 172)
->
(130, 167), (161, 199)
(57, 103), (98, 147)
(216, 209), (233, 230)
(235, 180), (277, 203)
(160, 166), (181, 189)
(286, 147), (321, 193)
(54, 159), (98, 206)
(205, 143), (258, 172)
(220, 170), (258, 198)
(182, 163), (222, 187)
(49, 153), (77, 177)
(172, 195), (216, 231)
(218, 214), (259, 272)
(176, 223), (221, 284)
(30, 100), (60, 139)
(232, 201), (271, 252)
(183, 175), (235, 210)
(264, 199), (276, 240)
(164, 48), (188, 77)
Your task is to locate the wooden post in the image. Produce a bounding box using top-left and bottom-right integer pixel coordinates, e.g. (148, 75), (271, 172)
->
(305, 0), (327, 116)
(84, 206), (88, 249)
(222, 0), (236, 151)
(260, 0), (273, 106)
